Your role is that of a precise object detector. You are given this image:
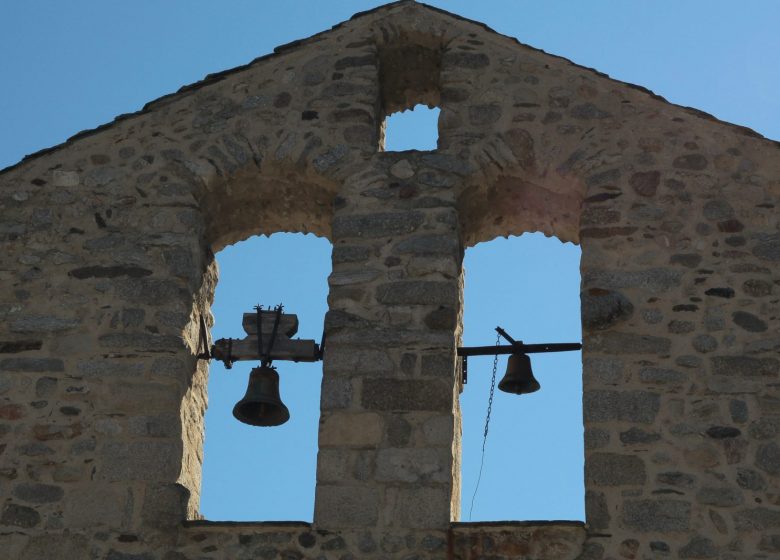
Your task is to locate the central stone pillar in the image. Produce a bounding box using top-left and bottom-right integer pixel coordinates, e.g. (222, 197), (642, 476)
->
(314, 153), (464, 530)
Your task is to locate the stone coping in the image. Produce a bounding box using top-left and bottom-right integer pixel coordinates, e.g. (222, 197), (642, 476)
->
(183, 520), (311, 529)
(452, 520), (586, 529)
(181, 519), (586, 530)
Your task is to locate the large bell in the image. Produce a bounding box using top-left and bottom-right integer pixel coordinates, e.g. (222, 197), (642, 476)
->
(232, 366), (290, 426)
(498, 353), (541, 395)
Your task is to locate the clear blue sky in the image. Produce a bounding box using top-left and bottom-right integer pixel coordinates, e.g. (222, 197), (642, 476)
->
(2, 1), (778, 523)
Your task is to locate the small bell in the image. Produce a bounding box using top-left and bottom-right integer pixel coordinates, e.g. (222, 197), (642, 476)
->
(232, 366), (290, 426)
(498, 353), (540, 395)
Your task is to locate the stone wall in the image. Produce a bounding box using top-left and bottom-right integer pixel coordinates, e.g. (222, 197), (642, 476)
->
(0, 1), (778, 558)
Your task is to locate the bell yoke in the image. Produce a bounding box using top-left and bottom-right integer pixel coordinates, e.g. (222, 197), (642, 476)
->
(199, 306), (581, 426)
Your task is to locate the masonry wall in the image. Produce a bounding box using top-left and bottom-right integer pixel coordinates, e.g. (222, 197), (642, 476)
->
(0, 2), (778, 559)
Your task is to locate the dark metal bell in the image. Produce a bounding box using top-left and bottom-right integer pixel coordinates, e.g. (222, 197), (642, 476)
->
(498, 353), (540, 395)
(232, 366), (290, 426)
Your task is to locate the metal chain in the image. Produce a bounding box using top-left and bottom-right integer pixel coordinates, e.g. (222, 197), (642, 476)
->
(468, 332), (501, 520)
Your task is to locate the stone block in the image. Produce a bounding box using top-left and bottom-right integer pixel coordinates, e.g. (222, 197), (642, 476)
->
(756, 442), (780, 475)
(321, 377), (353, 409)
(316, 448), (349, 483)
(19, 534), (89, 560)
(63, 483), (132, 528)
(638, 367), (688, 385)
(0, 358), (63, 372)
(734, 507), (780, 530)
(375, 281), (458, 306)
(393, 234), (460, 257)
(696, 486), (743, 507)
(586, 453), (646, 486)
(422, 414), (454, 446)
(324, 345), (393, 376)
(678, 537), (717, 558)
(589, 332), (671, 355)
(581, 288), (634, 330)
(1, 503), (41, 528)
(584, 390), (660, 423)
(583, 268), (682, 293)
(98, 441), (181, 481)
(622, 499), (691, 532)
(141, 483), (189, 528)
(389, 486), (450, 529)
(314, 485), (379, 527)
(376, 448), (449, 483)
(319, 412), (382, 447)
(362, 379), (451, 412)
(711, 356), (779, 377)
(332, 212), (424, 239)
(12, 482), (64, 504)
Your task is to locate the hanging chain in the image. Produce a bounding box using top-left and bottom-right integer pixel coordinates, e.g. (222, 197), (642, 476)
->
(468, 332), (501, 520)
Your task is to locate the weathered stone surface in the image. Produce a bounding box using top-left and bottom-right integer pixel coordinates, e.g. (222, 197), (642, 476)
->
(752, 233), (780, 261)
(319, 412), (382, 447)
(503, 128), (535, 168)
(68, 265), (152, 279)
(98, 442), (181, 481)
(375, 281), (458, 305)
(711, 356), (779, 376)
(9, 316), (78, 333)
(443, 51), (489, 69)
(332, 245), (371, 264)
(362, 379), (450, 412)
(692, 334), (718, 354)
(734, 507), (780, 530)
(696, 486), (743, 507)
(141, 483), (189, 528)
(586, 453), (646, 486)
(314, 486), (378, 527)
(0, 358), (63, 372)
(732, 310), (768, 332)
(570, 103), (611, 119)
(673, 154), (708, 170)
(670, 253), (703, 268)
(589, 332), (671, 355)
(0, 340), (42, 353)
(581, 289), (633, 330)
(629, 171), (660, 197)
(393, 235), (460, 257)
(584, 390), (660, 423)
(756, 442), (780, 475)
(583, 268), (682, 292)
(657, 471), (695, 488)
(1, 503), (41, 528)
(705, 426), (741, 439)
(678, 537), (717, 558)
(705, 287), (735, 300)
(333, 212), (424, 239)
(12, 483), (64, 504)
(620, 427), (660, 444)
(638, 367), (687, 385)
(468, 104), (502, 125)
(376, 448), (448, 483)
(622, 500), (691, 531)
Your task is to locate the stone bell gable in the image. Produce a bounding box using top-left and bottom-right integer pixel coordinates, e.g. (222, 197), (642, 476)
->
(1, 1), (778, 558)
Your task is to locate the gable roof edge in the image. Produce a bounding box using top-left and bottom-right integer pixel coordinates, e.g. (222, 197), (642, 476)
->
(2, 1), (777, 176)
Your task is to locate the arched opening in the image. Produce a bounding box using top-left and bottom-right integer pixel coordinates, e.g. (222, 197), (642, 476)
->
(460, 233), (584, 521)
(199, 233), (331, 521)
(383, 104), (441, 152)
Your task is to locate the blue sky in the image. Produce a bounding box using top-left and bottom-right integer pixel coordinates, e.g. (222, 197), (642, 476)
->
(2, 1), (778, 523)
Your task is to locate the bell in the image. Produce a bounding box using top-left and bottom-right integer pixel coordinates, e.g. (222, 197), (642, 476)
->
(498, 353), (541, 395)
(232, 366), (290, 426)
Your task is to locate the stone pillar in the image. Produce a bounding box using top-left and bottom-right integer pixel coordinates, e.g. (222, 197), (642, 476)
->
(314, 153), (464, 530)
